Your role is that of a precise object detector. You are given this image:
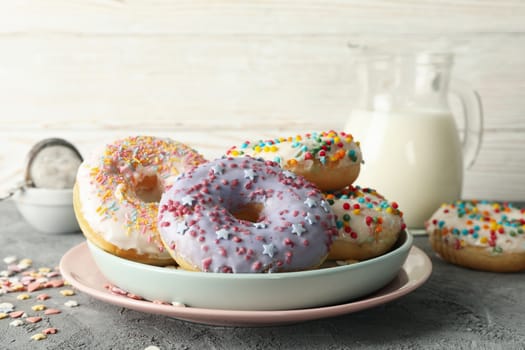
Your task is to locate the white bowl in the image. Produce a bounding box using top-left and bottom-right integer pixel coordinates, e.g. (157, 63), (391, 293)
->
(87, 230), (413, 311)
(13, 187), (80, 234)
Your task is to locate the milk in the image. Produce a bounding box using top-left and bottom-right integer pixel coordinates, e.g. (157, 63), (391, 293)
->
(345, 109), (463, 229)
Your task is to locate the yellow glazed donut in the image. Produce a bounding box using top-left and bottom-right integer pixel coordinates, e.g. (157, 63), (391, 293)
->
(426, 200), (525, 272)
(73, 136), (207, 266)
(225, 131), (362, 191)
(324, 185), (406, 261)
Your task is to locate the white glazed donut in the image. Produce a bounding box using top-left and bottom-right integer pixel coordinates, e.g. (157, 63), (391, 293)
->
(324, 185), (406, 261)
(74, 135), (207, 266)
(225, 131), (362, 191)
(426, 200), (525, 272)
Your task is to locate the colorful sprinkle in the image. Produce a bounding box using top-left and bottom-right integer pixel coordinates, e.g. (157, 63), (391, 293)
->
(31, 333), (47, 341)
(60, 289), (76, 296)
(0, 303), (15, 313)
(64, 300), (79, 308)
(31, 304), (46, 311)
(42, 328), (58, 335)
(26, 316), (43, 323)
(3, 256), (17, 265)
(9, 311), (25, 318)
(16, 293), (30, 300)
(44, 308), (62, 315)
(225, 131), (362, 190)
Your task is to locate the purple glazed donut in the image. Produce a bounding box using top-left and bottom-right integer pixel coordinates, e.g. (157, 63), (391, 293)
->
(157, 157), (337, 273)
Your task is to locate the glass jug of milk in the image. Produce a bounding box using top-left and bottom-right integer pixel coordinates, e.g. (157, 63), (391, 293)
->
(345, 51), (483, 230)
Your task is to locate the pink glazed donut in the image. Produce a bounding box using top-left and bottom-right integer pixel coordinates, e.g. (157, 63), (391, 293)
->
(157, 157), (338, 273)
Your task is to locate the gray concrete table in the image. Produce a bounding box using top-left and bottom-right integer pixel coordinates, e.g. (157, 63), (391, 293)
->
(0, 200), (524, 349)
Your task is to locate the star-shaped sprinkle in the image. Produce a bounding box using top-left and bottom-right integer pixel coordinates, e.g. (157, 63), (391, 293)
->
(181, 195), (194, 206)
(304, 198), (317, 208)
(0, 302), (14, 313)
(253, 222), (267, 229)
(291, 223), (306, 236)
(305, 212), (316, 225)
(244, 169), (257, 180)
(211, 164), (224, 175)
(262, 243), (276, 258)
(320, 200), (331, 213)
(10, 320), (23, 327)
(282, 170), (296, 179)
(216, 228), (231, 240)
(175, 221), (188, 235)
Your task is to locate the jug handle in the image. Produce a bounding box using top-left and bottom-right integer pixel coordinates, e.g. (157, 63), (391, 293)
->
(450, 81), (484, 169)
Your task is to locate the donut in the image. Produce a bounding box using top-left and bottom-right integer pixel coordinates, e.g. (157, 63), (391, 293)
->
(225, 131), (362, 191)
(157, 156), (338, 273)
(74, 136), (207, 266)
(324, 186), (406, 261)
(426, 200), (525, 272)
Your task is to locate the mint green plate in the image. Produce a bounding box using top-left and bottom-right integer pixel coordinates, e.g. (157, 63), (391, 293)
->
(84, 230), (413, 311)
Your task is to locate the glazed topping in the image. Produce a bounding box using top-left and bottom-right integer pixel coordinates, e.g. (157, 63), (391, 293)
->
(426, 200), (525, 254)
(76, 136), (206, 255)
(158, 157), (338, 273)
(325, 186), (405, 243)
(225, 131), (362, 168)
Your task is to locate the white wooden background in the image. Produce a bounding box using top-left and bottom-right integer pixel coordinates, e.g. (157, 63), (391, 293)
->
(0, 1), (524, 201)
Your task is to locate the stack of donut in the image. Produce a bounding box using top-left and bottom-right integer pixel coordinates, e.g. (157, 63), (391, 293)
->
(225, 130), (406, 263)
(74, 133), (523, 274)
(74, 131), (406, 273)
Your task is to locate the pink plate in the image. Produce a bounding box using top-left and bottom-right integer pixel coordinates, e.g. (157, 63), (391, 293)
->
(60, 242), (432, 327)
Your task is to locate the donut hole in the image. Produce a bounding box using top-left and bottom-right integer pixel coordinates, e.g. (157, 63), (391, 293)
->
(231, 202), (264, 223)
(135, 174), (163, 203)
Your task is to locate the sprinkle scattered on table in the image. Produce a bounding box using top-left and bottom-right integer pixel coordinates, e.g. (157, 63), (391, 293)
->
(9, 311), (25, 318)
(10, 319), (24, 327)
(3, 256), (17, 265)
(60, 289), (75, 296)
(64, 300), (79, 308)
(44, 308), (62, 315)
(26, 316), (43, 323)
(0, 255), (80, 343)
(43, 327), (58, 335)
(31, 333), (47, 341)
(31, 304), (46, 311)
(36, 293), (50, 301)
(16, 293), (30, 300)
(0, 302), (14, 313)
